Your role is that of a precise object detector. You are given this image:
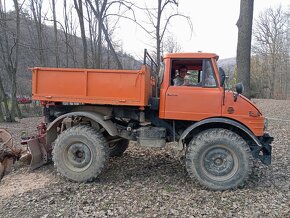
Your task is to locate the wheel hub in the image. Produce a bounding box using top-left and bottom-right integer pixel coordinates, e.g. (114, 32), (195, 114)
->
(202, 146), (238, 181)
(66, 142), (92, 171)
(214, 157), (223, 166)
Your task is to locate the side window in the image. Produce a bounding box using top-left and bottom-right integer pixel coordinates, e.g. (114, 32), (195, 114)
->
(158, 62), (165, 86)
(170, 59), (216, 87)
(170, 60), (203, 87)
(202, 60), (217, 87)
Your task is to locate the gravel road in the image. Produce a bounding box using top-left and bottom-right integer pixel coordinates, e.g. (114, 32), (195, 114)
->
(0, 99), (289, 217)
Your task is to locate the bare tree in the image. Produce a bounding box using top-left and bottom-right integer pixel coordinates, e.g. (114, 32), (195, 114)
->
(74, 0), (88, 68)
(12, 0), (21, 119)
(61, 0), (80, 67)
(63, 0), (69, 67)
(0, 72), (8, 122)
(85, 0), (98, 68)
(51, 0), (59, 67)
(29, 0), (46, 66)
(133, 0), (191, 71)
(85, 0), (134, 69)
(236, 0), (254, 98)
(162, 35), (181, 54)
(0, 0), (22, 121)
(252, 6), (289, 99)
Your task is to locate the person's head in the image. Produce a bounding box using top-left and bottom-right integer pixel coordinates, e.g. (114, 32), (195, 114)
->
(179, 65), (188, 78)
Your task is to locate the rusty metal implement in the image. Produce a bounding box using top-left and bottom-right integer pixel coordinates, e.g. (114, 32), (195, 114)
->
(0, 129), (23, 180)
(0, 124), (51, 181)
(21, 123), (51, 170)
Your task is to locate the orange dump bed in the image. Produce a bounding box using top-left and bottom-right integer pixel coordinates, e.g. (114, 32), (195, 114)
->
(32, 65), (152, 106)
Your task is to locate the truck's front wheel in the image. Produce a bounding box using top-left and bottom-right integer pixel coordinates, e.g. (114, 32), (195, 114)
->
(53, 125), (108, 182)
(186, 128), (253, 190)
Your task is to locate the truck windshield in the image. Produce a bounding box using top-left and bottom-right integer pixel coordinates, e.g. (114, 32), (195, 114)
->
(202, 60), (217, 87)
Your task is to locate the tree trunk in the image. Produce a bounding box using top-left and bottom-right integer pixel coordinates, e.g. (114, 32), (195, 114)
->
(101, 22), (122, 69)
(97, 14), (102, 68)
(156, 0), (162, 72)
(74, 0), (88, 68)
(30, 0), (45, 66)
(0, 78), (9, 121)
(0, 105), (4, 122)
(52, 0), (59, 67)
(11, 0), (22, 120)
(10, 69), (17, 120)
(85, 2), (97, 68)
(236, 0), (254, 98)
(63, 0), (69, 67)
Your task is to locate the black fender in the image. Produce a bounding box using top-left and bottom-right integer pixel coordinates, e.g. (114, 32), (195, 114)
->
(178, 117), (263, 148)
(46, 111), (118, 145)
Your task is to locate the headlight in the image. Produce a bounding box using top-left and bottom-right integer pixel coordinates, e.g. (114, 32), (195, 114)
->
(264, 117), (268, 131)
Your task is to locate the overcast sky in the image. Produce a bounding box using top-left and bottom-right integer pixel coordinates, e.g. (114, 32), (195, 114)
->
(5, 0), (290, 60)
(119, 0), (289, 59)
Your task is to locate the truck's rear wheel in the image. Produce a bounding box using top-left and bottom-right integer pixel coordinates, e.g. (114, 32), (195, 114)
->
(186, 128), (253, 190)
(53, 125), (108, 182)
(109, 139), (129, 157)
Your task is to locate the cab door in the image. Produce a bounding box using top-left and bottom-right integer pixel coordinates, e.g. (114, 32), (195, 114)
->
(164, 86), (222, 121)
(163, 59), (223, 121)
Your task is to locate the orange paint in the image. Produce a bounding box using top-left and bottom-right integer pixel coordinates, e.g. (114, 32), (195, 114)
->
(31, 52), (265, 137)
(32, 65), (152, 107)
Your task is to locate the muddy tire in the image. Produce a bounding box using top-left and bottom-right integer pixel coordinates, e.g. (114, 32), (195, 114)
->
(53, 125), (108, 182)
(109, 139), (129, 157)
(186, 128), (253, 190)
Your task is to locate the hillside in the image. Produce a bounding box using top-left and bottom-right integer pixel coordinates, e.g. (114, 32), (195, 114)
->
(0, 12), (141, 96)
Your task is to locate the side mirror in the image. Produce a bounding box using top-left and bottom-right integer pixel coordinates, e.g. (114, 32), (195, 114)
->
(236, 82), (244, 94)
(218, 67), (226, 87)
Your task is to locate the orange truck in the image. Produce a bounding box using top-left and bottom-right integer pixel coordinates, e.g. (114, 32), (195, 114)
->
(29, 50), (272, 190)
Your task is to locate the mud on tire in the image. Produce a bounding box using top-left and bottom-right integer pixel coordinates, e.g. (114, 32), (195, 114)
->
(53, 125), (108, 182)
(186, 128), (253, 190)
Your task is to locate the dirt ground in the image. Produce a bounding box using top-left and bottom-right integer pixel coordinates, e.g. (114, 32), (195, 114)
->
(0, 99), (289, 217)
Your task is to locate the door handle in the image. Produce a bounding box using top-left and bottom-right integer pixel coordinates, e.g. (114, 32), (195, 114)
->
(167, 93), (178, 96)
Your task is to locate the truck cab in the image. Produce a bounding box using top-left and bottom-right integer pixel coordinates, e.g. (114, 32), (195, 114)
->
(158, 53), (265, 137)
(159, 53), (222, 121)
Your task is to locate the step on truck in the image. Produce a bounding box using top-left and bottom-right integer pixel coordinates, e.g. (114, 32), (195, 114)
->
(18, 50), (273, 190)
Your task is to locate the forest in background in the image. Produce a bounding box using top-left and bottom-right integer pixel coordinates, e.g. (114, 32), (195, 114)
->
(0, 0), (289, 122)
(0, 0), (191, 121)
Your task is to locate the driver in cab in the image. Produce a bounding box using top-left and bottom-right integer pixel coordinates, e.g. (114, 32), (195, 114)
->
(173, 65), (190, 86)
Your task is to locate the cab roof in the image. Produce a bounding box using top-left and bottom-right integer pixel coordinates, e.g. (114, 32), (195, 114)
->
(163, 52), (219, 60)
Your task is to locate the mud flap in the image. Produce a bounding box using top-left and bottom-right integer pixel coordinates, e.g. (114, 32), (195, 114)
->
(251, 133), (273, 165)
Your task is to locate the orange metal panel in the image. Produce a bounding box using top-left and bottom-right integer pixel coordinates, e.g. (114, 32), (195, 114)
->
(222, 92), (264, 136)
(163, 86), (222, 121)
(32, 66), (152, 106)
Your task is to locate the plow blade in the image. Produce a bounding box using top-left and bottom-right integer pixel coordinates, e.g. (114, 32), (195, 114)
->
(26, 136), (49, 170)
(21, 122), (52, 170)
